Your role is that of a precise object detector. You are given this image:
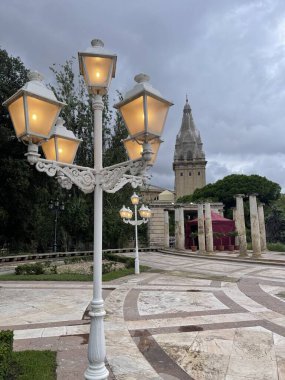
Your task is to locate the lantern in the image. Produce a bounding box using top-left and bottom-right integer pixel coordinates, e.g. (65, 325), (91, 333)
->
(120, 205), (132, 219)
(139, 205), (152, 219)
(131, 193), (140, 205)
(78, 39), (117, 94)
(114, 73), (173, 142)
(41, 118), (81, 164)
(3, 71), (65, 144)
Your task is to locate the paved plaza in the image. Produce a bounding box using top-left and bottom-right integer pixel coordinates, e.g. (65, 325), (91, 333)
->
(1, 251), (285, 379)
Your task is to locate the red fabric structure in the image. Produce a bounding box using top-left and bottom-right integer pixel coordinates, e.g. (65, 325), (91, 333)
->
(185, 211), (235, 249)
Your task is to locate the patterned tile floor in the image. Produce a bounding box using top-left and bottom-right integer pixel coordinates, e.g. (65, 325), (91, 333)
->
(1, 251), (285, 379)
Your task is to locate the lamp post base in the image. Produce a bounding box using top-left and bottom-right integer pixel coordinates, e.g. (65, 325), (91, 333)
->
(84, 364), (109, 380)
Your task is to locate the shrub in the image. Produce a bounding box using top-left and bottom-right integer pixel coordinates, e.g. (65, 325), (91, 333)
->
(267, 242), (285, 252)
(0, 330), (13, 380)
(15, 263), (45, 275)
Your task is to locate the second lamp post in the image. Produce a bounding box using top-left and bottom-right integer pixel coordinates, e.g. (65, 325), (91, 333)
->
(120, 193), (151, 274)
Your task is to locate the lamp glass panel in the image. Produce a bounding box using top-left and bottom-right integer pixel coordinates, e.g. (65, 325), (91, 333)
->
(42, 138), (56, 161)
(123, 139), (143, 161)
(56, 137), (79, 164)
(120, 96), (144, 136)
(8, 96), (25, 137)
(83, 56), (113, 87)
(27, 96), (59, 137)
(139, 209), (148, 218)
(147, 95), (169, 136)
(131, 196), (139, 205)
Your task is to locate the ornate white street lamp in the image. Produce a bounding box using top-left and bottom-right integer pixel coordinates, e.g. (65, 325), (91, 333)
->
(120, 193), (151, 275)
(3, 38), (172, 380)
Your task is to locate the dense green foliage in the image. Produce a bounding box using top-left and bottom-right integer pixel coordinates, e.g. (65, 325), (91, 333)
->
(177, 174), (281, 209)
(0, 330), (13, 380)
(0, 49), (138, 253)
(265, 196), (285, 243)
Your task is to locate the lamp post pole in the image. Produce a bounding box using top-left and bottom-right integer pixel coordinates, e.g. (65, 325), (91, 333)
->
(134, 203), (139, 274)
(84, 94), (108, 380)
(53, 207), (58, 253)
(49, 199), (64, 253)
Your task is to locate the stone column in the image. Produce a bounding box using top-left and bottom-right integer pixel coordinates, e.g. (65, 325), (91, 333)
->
(231, 207), (239, 246)
(204, 203), (213, 254)
(249, 194), (261, 257)
(234, 194), (248, 256)
(258, 203), (267, 252)
(175, 207), (185, 250)
(197, 203), (206, 253)
(164, 210), (169, 248)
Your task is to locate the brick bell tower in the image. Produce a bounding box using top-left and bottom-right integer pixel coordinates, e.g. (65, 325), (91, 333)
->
(173, 96), (207, 199)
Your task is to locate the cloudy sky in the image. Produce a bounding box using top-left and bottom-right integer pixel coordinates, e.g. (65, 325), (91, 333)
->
(1, 0), (285, 191)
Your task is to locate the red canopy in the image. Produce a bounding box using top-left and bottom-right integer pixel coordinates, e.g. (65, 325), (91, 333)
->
(185, 211), (235, 248)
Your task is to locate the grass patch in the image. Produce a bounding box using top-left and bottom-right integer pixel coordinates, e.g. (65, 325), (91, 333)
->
(0, 266), (150, 282)
(13, 350), (56, 380)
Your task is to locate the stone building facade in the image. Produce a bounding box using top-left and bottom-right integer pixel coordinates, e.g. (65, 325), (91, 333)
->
(173, 97), (207, 199)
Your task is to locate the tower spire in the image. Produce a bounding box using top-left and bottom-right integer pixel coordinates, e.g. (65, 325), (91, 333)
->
(173, 97), (207, 199)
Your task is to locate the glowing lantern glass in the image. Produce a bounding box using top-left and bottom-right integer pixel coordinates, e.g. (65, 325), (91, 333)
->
(120, 205), (132, 219)
(123, 137), (162, 165)
(139, 205), (152, 219)
(41, 118), (81, 164)
(131, 193), (140, 205)
(114, 74), (173, 142)
(3, 71), (65, 144)
(78, 39), (117, 94)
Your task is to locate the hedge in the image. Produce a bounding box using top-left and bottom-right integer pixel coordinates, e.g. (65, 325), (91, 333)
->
(0, 330), (13, 380)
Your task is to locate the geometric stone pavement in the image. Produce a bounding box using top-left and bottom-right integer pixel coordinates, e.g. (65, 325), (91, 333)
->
(1, 251), (285, 379)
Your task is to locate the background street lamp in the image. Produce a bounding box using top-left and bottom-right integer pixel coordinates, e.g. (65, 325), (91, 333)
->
(3, 38), (173, 380)
(120, 193), (151, 275)
(48, 198), (65, 253)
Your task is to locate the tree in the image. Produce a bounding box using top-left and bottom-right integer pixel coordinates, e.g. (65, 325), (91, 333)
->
(177, 174), (281, 211)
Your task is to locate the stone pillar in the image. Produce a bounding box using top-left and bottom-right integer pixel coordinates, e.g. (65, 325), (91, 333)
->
(197, 203), (206, 253)
(258, 203), (267, 252)
(204, 203), (213, 253)
(234, 194), (248, 256)
(249, 194), (261, 257)
(231, 207), (239, 246)
(175, 207), (185, 250)
(164, 210), (169, 248)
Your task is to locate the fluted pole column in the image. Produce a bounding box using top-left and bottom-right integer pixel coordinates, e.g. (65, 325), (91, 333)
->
(204, 203), (213, 254)
(234, 194), (248, 257)
(164, 210), (170, 248)
(198, 203), (206, 253)
(175, 207), (185, 250)
(258, 203), (267, 252)
(249, 194), (261, 257)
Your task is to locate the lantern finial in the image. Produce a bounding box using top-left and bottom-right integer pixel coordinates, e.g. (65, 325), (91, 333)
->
(91, 39), (104, 48)
(134, 73), (150, 84)
(28, 71), (44, 82)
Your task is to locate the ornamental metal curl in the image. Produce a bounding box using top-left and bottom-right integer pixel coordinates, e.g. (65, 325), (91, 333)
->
(58, 166), (95, 194)
(100, 159), (149, 193)
(35, 161), (57, 177)
(57, 175), (73, 190)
